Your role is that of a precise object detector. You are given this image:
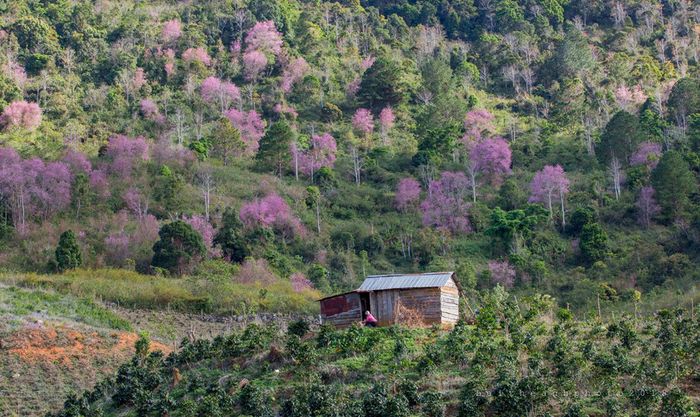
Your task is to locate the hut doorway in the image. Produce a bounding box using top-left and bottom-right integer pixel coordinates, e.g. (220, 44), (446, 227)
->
(360, 293), (371, 316)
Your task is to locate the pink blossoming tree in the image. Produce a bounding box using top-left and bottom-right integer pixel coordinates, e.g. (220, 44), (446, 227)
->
(224, 109), (266, 156)
(281, 57), (309, 93)
(239, 193), (304, 241)
(243, 50), (268, 81)
(140, 99), (165, 124)
(352, 108), (374, 136)
(104, 135), (150, 179)
(200, 76), (241, 112)
(182, 47), (212, 67)
(183, 214), (221, 257)
(529, 165), (570, 227)
(466, 136), (512, 202)
(488, 260), (516, 288)
(0, 149), (71, 230)
(161, 19), (182, 43)
(163, 48), (176, 76)
(245, 21), (283, 57)
(630, 142), (662, 169)
(463, 109), (495, 143)
(236, 258), (277, 285)
(62, 150), (92, 175)
(395, 177), (421, 212)
(290, 272), (314, 292)
(420, 171), (472, 234)
(379, 106), (395, 144)
(2, 101), (42, 131)
(295, 133), (337, 181)
(614, 84), (647, 112)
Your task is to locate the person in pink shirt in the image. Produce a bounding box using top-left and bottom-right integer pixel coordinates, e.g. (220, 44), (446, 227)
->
(363, 311), (377, 327)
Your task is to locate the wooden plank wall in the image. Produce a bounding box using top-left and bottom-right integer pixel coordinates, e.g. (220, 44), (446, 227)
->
(321, 293), (363, 328)
(440, 279), (460, 325)
(372, 288), (444, 326)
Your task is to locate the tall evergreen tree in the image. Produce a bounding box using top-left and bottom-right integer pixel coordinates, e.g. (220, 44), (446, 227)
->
(256, 119), (295, 177)
(213, 207), (250, 263)
(151, 221), (206, 275)
(55, 230), (82, 271)
(651, 151), (695, 220)
(598, 110), (643, 166)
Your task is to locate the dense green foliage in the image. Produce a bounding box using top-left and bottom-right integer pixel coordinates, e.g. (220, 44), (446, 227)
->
(151, 221), (206, 276)
(54, 230), (82, 272)
(50, 289), (700, 417)
(0, 0), (698, 325)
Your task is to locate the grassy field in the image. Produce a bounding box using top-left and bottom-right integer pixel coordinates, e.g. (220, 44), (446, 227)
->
(0, 268), (320, 315)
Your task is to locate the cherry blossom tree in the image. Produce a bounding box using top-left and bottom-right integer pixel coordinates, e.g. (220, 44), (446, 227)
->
(163, 48), (176, 77)
(274, 103), (298, 119)
(614, 84), (647, 112)
(379, 106), (395, 144)
(346, 77), (361, 97)
(3, 60), (27, 91)
(243, 50), (268, 81)
(200, 76), (241, 112)
(104, 135), (150, 178)
(104, 233), (131, 266)
(462, 109), (495, 143)
(2, 101), (42, 131)
(636, 186), (660, 228)
(395, 177), (421, 212)
(488, 260), (516, 288)
(140, 99), (165, 123)
(466, 136), (512, 202)
(529, 165), (570, 227)
(420, 171), (472, 234)
(236, 258), (277, 285)
(290, 272), (314, 292)
(245, 21), (283, 57)
(0, 149), (72, 229)
(352, 108), (374, 136)
(239, 193), (304, 242)
(224, 109), (266, 156)
(123, 187), (149, 219)
(132, 68), (147, 91)
(62, 150), (92, 175)
(89, 169), (110, 197)
(161, 19), (182, 43)
(182, 47), (212, 67)
(0, 148), (27, 229)
(281, 57), (309, 93)
(183, 214), (221, 257)
(296, 133), (337, 181)
(360, 55), (376, 70)
(630, 142), (662, 169)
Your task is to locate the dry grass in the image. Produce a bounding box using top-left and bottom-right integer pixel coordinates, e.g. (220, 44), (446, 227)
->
(0, 269), (321, 315)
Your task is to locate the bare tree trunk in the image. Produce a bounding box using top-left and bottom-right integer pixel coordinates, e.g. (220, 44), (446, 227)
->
(315, 204), (321, 234)
(610, 157), (622, 200)
(560, 192), (566, 228)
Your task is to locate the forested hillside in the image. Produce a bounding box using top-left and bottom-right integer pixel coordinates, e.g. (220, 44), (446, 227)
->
(1, 0), (700, 313)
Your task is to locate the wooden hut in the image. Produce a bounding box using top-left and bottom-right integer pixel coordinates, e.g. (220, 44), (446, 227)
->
(319, 272), (460, 328)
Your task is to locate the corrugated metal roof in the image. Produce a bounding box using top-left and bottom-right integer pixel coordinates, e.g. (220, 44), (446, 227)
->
(357, 272), (455, 291)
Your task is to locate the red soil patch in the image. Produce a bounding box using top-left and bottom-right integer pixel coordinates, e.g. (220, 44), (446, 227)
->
(4, 322), (171, 366)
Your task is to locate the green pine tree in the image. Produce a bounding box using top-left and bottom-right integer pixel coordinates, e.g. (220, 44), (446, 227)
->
(651, 151), (696, 221)
(151, 221), (206, 276)
(257, 119), (295, 177)
(55, 230), (82, 271)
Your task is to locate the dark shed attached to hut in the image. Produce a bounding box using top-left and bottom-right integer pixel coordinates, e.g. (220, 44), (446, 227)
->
(319, 272), (460, 328)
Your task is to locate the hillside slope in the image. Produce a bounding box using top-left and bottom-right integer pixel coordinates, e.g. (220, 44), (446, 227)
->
(49, 290), (700, 417)
(0, 0), (698, 316)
